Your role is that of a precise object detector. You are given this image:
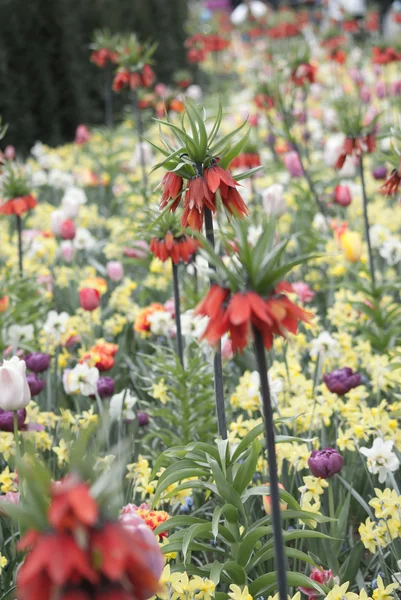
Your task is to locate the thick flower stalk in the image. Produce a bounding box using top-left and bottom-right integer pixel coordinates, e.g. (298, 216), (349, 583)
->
(195, 221), (316, 600)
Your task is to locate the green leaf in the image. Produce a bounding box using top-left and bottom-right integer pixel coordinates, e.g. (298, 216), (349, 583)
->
(206, 455), (246, 521)
(209, 119), (248, 157)
(233, 439), (262, 494)
(219, 127), (251, 170)
(231, 423), (265, 463)
(234, 166), (263, 181)
(339, 541), (364, 583)
(249, 545), (317, 571)
(154, 515), (206, 536)
(337, 476), (375, 519)
(208, 99), (223, 146)
(212, 506), (223, 541)
(221, 561), (247, 585)
(153, 467), (209, 506)
(237, 526), (272, 566)
(182, 523), (212, 562)
(250, 572), (329, 597)
(210, 561), (224, 586)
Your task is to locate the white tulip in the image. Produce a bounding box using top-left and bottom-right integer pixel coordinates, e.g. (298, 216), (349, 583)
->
(0, 357), (31, 410)
(50, 209), (68, 236)
(262, 184), (286, 215)
(109, 390), (137, 421)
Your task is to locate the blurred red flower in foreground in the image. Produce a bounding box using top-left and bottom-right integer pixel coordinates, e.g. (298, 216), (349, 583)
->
(17, 476), (163, 600)
(196, 283), (311, 352)
(0, 194), (37, 216)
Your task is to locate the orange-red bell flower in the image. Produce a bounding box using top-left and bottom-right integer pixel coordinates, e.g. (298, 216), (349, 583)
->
(0, 194), (37, 216)
(197, 284), (312, 353)
(181, 175), (215, 230)
(150, 232), (199, 264)
(48, 476), (98, 532)
(159, 171), (183, 211)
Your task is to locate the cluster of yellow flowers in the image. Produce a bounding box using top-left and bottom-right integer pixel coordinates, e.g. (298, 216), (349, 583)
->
(298, 475), (329, 526)
(126, 455), (194, 506)
(359, 488), (401, 554)
(153, 566), (215, 600)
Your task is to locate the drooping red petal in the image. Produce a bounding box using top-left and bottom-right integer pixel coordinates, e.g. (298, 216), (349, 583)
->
(226, 292), (251, 326)
(204, 167), (221, 194)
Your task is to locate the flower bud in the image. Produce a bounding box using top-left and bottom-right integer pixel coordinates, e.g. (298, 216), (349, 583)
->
(292, 282), (315, 303)
(137, 411), (149, 426)
(0, 296), (9, 313)
(50, 209), (68, 236)
(60, 219), (76, 240)
(334, 185), (352, 207)
(97, 376), (115, 399)
(4, 145), (16, 160)
(340, 231), (362, 262)
(308, 448), (344, 479)
(106, 260), (124, 282)
(24, 353), (51, 373)
(263, 483), (287, 514)
(26, 373), (46, 397)
(75, 124), (90, 145)
(79, 288), (100, 312)
(0, 408), (26, 432)
(323, 367), (361, 395)
(0, 357), (31, 410)
(262, 184), (286, 215)
(60, 241), (75, 262)
(283, 151), (303, 177)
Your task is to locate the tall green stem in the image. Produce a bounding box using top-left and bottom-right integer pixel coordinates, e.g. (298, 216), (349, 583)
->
(359, 153), (376, 287)
(172, 262), (184, 367)
(253, 327), (288, 600)
(16, 215), (23, 276)
(131, 88), (147, 194)
(204, 206), (227, 440)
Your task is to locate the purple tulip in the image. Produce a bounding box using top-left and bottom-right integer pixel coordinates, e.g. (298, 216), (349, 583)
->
(137, 412), (149, 426)
(26, 373), (46, 396)
(372, 166), (388, 180)
(24, 352), (51, 373)
(308, 448), (344, 479)
(0, 408), (26, 432)
(323, 367), (361, 396)
(97, 376), (115, 399)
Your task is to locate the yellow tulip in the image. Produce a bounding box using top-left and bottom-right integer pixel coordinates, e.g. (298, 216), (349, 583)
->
(340, 231), (362, 262)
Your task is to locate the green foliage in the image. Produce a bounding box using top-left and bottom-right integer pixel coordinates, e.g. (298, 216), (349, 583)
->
(128, 345), (217, 455)
(152, 429), (333, 594)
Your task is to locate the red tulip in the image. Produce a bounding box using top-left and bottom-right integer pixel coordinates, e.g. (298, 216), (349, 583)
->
(334, 185), (352, 207)
(60, 219), (76, 240)
(79, 288), (100, 312)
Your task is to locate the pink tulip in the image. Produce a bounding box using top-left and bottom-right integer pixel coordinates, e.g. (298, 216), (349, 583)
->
(334, 185), (352, 207)
(75, 124), (90, 145)
(124, 240), (149, 259)
(292, 282), (315, 303)
(283, 151), (303, 177)
(106, 260), (124, 282)
(4, 145), (16, 160)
